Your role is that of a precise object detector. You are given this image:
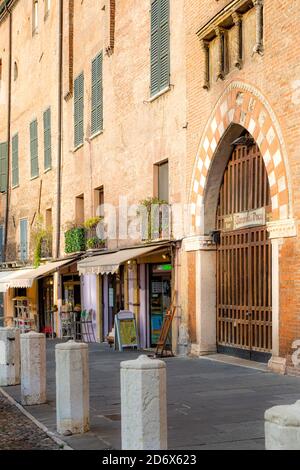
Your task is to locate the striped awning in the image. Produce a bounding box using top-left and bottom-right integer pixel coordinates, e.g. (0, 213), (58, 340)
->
(7, 258), (76, 289)
(0, 258), (76, 291)
(0, 270), (34, 292)
(78, 245), (169, 275)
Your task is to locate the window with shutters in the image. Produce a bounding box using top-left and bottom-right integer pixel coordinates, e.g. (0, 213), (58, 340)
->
(30, 119), (39, 179)
(12, 133), (19, 188)
(74, 73), (84, 149)
(91, 53), (103, 136)
(43, 107), (52, 171)
(0, 142), (8, 193)
(157, 160), (169, 203)
(19, 219), (28, 262)
(150, 0), (170, 97)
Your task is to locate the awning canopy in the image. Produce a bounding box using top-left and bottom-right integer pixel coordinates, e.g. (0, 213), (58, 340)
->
(3, 258), (76, 290)
(0, 269), (34, 292)
(78, 245), (169, 275)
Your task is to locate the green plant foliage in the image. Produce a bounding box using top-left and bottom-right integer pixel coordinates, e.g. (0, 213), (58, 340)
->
(86, 237), (105, 250)
(83, 216), (103, 229)
(139, 197), (168, 210)
(65, 227), (86, 253)
(31, 215), (52, 268)
(138, 197), (169, 241)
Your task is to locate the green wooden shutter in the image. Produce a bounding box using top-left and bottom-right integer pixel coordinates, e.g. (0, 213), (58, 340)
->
(12, 133), (19, 187)
(43, 107), (52, 170)
(20, 218), (28, 261)
(30, 119), (39, 178)
(159, 0), (170, 89)
(74, 73), (84, 148)
(91, 52), (103, 135)
(0, 142), (8, 193)
(150, 0), (170, 96)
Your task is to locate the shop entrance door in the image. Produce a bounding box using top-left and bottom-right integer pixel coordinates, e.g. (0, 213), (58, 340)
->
(107, 267), (125, 334)
(38, 276), (54, 335)
(216, 139), (272, 362)
(150, 264), (172, 347)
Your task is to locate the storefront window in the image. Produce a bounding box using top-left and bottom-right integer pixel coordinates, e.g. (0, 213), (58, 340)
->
(38, 276), (54, 335)
(102, 266), (125, 339)
(149, 264), (172, 347)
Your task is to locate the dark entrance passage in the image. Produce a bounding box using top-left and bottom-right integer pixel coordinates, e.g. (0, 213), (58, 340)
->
(38, 276), (54, 335)
(216, 138), (272, 362)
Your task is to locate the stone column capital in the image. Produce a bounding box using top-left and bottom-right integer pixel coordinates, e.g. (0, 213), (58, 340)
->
(201, 39), (210, 51)
(214, 25), (225, 37)
(232, 12), (243, 24)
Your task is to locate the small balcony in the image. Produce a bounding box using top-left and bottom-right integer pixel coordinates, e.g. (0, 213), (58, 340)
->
(85, 227), (106, 251)
(139, 199), (171, 242)
(40, 236), (53, 259)
(64, 218), (106, 254)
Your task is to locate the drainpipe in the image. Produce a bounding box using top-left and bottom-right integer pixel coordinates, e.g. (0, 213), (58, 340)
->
(3, 4), (12, 262)
(55, 0), (63, 260)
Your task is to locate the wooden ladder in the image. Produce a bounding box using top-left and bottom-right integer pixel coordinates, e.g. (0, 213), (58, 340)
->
(155, 301), (176, 358)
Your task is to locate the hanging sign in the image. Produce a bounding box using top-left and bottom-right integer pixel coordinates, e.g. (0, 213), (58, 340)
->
(224, 208), (266, 231)
(115, 311), (139, 351)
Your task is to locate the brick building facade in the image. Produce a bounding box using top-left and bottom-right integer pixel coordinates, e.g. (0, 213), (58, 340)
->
(0, 0), (299, 374)
(183, 0), (300, 374)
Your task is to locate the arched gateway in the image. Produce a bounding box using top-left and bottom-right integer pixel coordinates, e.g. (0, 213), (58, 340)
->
(216, 136), (272, 361)
(187, 82), (294, 363)
(190, 82), (292, 233)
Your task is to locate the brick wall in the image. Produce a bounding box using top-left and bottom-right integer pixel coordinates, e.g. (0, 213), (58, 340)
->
(185, 0), (300, 360)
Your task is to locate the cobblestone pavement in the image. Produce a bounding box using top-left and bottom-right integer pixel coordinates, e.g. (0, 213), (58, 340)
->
(0, 393), (60, 450)
(5, 341), (300, 450)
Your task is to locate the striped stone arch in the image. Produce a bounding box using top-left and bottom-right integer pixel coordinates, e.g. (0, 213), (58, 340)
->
(190, 81), (293, 233)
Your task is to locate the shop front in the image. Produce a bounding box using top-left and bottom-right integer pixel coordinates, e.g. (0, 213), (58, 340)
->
(0, 259), (77, 335)
(78, 242), (175, 350)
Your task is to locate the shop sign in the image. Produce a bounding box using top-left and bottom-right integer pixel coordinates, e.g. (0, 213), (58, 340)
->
(115, 311), (139, 351)
(153, 264), (172, 273)
(223, 208), (266, 232)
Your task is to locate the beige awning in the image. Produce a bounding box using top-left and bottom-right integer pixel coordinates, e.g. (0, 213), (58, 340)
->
(7, 258), (76, 289)
(0, 269), (34, 292)
(78, 245), (168, 275)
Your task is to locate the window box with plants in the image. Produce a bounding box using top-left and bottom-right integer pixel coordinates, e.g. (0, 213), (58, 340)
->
(138, 197), (171, 242)
(84, 217), (106, 251)
(31, 215), (53, 268)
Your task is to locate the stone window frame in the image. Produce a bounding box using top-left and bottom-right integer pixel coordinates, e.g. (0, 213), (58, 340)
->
(197, 0), (264, 90)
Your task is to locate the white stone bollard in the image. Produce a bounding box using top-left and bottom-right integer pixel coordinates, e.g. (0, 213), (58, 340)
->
(265, 401), (300, 450)
(0, 327), (20, 387)
(20, 332), (46, 406)
(55, 341), (89, 435)
(121, 355), (167, 450)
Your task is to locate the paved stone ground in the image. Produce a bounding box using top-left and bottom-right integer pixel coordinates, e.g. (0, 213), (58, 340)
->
(0, 393), (59, 450)
(3, 341), (300, 450)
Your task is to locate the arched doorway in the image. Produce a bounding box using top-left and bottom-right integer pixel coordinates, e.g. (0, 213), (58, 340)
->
(216, 134), (272, 362)
(187, 83), (295, 369)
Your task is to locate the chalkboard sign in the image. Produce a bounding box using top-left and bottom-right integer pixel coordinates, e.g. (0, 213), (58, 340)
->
(115, 311), (139, 351)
